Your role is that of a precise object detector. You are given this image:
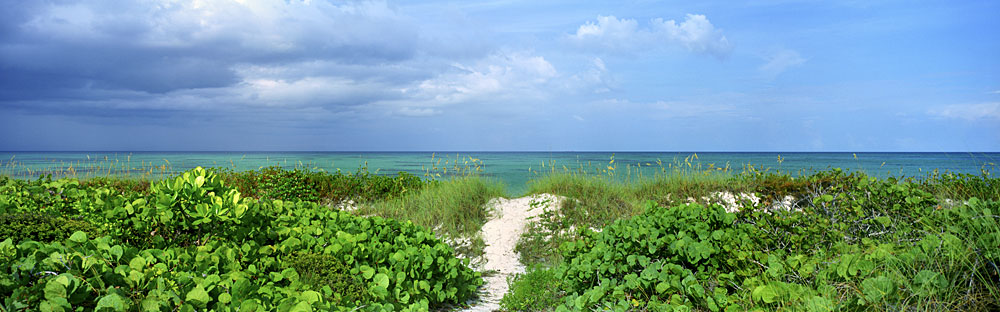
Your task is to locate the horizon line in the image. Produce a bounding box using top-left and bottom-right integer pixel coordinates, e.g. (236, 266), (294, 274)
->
(2, 150), (999, 154)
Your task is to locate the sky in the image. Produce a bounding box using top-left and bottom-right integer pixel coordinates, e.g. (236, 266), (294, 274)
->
(0, 0), (997, 152)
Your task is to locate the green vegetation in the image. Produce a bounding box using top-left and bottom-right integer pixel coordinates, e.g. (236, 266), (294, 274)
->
(218, 166), (428, 204)
(0, 212), (101, 244)
(0, 167), (480, 311)
(3, 155), (997, 311)
(504, 169), (1000, 311)
(921, 171), (1000, 204)
(519, 166), (743, 266)
(358, 176), (507, 259)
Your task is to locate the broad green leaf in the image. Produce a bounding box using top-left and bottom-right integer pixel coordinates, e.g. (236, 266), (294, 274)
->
(95, 294), (128, 311)
(752, 285), (778, 303)
(185, 284), (211, 307)
(361, 265), (375, 279)
(109, 245), (123, 262)
(766, 255), (785, 278)
(374, 273), (390, 289)
(861, 276), (895, 303)
(44, 280), (67, 301)
(289, 302), (312, 312)
(218, 292), (232, 304)
(69, 231), (87, 243)
(0, 238), (13, 260)
(301, 290), (322, 304)
(129, 257), (146, 271)
(656, 281), (670, 294)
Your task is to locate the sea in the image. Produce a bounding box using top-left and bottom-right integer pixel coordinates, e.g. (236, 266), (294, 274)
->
(1, 152), (997, 195)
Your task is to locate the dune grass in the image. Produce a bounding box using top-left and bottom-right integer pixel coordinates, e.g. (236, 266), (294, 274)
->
(1, 154), (174, 182)
(920, 171), (999, 203)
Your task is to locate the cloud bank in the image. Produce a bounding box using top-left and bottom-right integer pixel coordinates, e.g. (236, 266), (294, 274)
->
(1, 0), (996, 152)
(0, 0), (610, 123)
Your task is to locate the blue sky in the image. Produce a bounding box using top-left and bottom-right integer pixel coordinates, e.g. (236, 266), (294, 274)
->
(1, 0), (997, 151)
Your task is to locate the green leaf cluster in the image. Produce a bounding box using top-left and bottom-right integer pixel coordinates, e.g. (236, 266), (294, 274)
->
(1, 167), (480, 311)
(219, 166), (429, 204)
(0, 212), (101, 244)
(504, 170), (1000, 311)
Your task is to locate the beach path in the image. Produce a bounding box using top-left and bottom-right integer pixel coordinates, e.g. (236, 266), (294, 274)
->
(461, 194), (561, 312)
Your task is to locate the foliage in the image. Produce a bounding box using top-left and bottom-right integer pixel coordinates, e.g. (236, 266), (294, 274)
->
(0, 175), (96, 216)
(0, 167), (481, 311)
(80, 177), (152, 196)
(921, 171), (999, 202)
(515, 198), (575, 266)
(0, 213), (101, 244)
(285, 252), (369, 306)
(220, 166), (429, 204)
(505, 169), (1000, 311)
(520, 172), (741, 266)
(500, 265), (565, 311)
(358, 176), (506, 259)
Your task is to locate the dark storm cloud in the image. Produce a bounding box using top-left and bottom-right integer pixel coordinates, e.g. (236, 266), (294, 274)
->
(0, 0), (576, 129)
(0, 0), (420, 101)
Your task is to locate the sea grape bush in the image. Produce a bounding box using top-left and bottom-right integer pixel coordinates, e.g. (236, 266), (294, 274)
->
(219, 166), (428, 204)
(221, 166), (324, 202)
(504, 170), (1000, 311)
(552, 202), (752, 311)
(0, 175), (94, 215)
(0, 167), (481, 311)
(0, 212), (100, 244)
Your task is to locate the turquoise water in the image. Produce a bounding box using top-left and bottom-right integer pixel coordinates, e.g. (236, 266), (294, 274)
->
(1, 152), (997, 195)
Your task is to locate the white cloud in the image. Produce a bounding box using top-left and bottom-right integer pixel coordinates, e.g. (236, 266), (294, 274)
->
(572, 15), (641, 48)
(759, 49), (806, 79)
(566, 57), (616, 93)
(382, 51), (559, 115)
(415, 52), (556, 101)
(570, 14), (732, 58)
(929, 103), (1000, 120)
(650, 14), (732, 58)
(238, 76), (391, 108)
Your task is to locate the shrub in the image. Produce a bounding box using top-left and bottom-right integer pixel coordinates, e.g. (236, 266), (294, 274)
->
(550, 202), (751, 311)
(80, 177), (151, 195)
(1, 167), (482, 311)
(501, 266), (565, 311)
(504, 170), (1000, 311)
(219, 166), (431, 204)
(0, 213), (100, 244)
(286, 252), (369, 306)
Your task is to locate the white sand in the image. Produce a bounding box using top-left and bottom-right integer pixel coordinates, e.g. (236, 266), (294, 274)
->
(688, 192), (798, 213)
(461, 194), (562, 312)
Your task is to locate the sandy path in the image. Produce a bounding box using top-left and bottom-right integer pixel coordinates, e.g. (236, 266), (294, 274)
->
(461, 194), (561, 312)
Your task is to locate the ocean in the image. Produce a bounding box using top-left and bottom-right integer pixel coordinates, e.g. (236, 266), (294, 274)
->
(1, 152), (996, 195)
